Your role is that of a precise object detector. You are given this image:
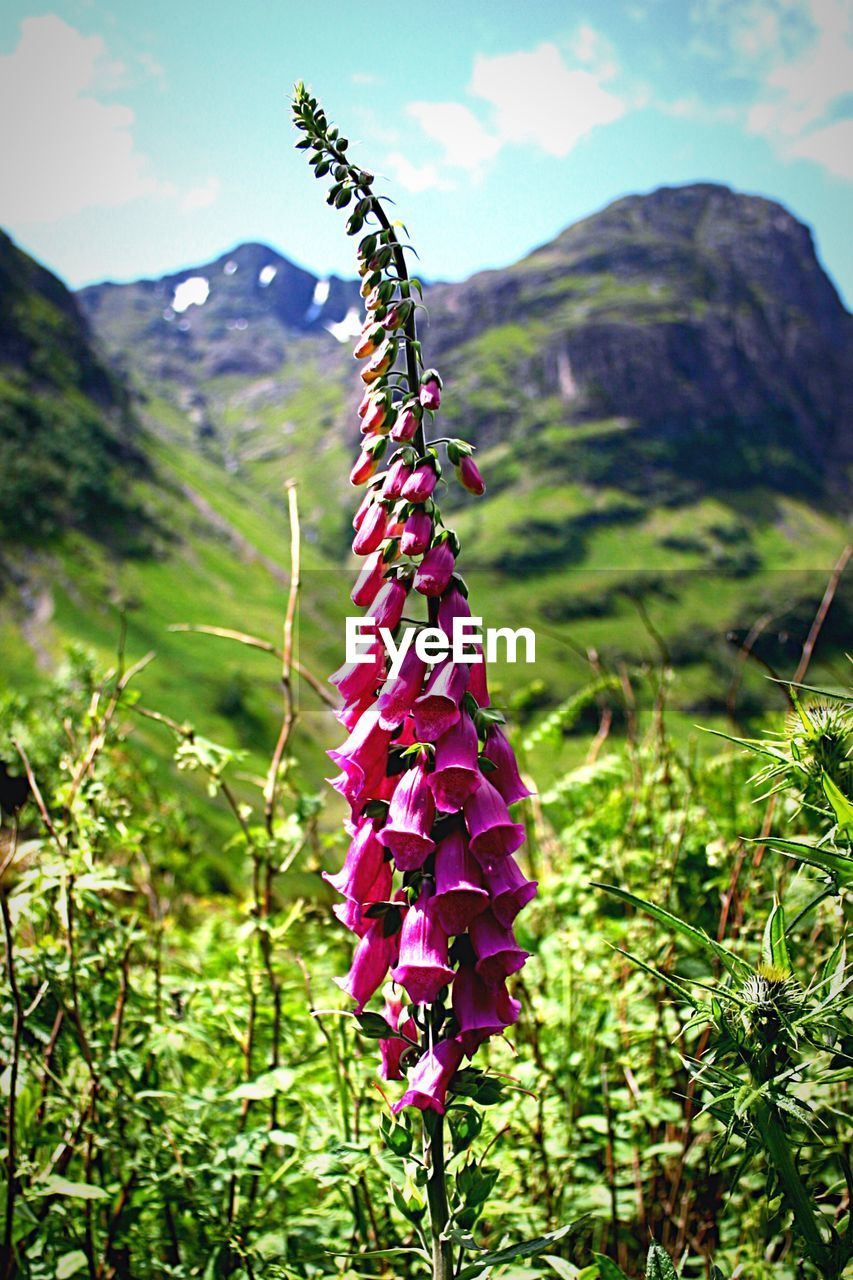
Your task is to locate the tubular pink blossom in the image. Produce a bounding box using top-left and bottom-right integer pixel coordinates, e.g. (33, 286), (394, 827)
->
(469, 657), (490, 707)
(353, 489), (376, 530)
(391, 886), (455, 1004)
(332, 860), (393, 936)
(428, 713), (480, 812)
(401, 509), (432, 556)
(350, 449), (379, 486)
(482, 726), (530, 806)
(380, 996), (418, 1080)
(391, 405), (420, 442)
(437, 585), (470, 636)
(351, 552), (387, 608)
(324, 818), (387, 901)
(458, 455), (485, 495)
(400, 464), (437, 504)
(432, 829), (489, 935)
(486, 855), (538, 927)
(419, 377), (442, 411)
(452, 963), (521, 1057)
(392, 1038), (464, 1115)
(352, 503), (387, 555)
(329, 639), (384, 704)
(463, 773), (525, 870)
(382, 457), (411, 499)
(469, 910), (529, 985)
(413, 660), (469, 741)
(367, 578), (408, 632)
(376, 646), (428, 731)
(377, 758), (436, 870)
(334, 916), (400, 1012)
(414, 541), (455, 597)
(328, 704), (392, 810)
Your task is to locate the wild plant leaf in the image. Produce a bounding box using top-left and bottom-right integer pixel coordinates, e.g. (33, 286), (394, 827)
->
(544, 1256), (580, 1279)
(596, 885), (750, 978)
(613, 947), (701, 1006)
(455, 1222), (585, 1280)
(823, 774), (853, 835)
(592, 1254), (631, 1279)
(34, 1177), (108, 1200)
(763, 901), (791, 971)
(646, 1243), (680, 1280)
(757, 837), (853, 885)
(56, 1253), (88, 1280)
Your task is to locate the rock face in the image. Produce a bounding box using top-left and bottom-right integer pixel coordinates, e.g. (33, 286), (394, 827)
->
(78, 241), (362, 381)
(424, 184), (852, 496)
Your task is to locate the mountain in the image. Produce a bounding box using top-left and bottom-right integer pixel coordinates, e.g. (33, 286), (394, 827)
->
(79, 240), (362, 382)
(2, 184), (851, 840)
(426, 184), (852, 499)
(0, 230), (148, 544)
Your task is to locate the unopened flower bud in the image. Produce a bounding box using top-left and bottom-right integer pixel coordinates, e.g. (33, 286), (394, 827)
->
(419, 371), (443, 411)
(391, 404), (420, 442)
(458, 455), (485, 496)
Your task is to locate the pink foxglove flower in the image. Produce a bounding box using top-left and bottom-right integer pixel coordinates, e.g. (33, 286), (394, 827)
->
(332, 860), (393, 937)
(382, 457), (411, 499)
(327, 704), (392, 810)
(324, 818), (387, 901)
(463, 774), (526, 869)
(401, 509), (432, 556)
(413, 660), (469, 741)
(400, 464), (437, 504)
(452, 963), (520, 1057)
(350, 449), (379, 486)
(335, 916), (400, 1013)
(392, 1038), (464, 1115)
(419, 373), (442, 411)
(352, 503), (387, 555)
(482, 726), (531, 806)
(367, 578), (407, 632)
(414, 541), (455, 597)
(486, 855), (538, 928)
(432, 829), (489, 935)
(376, 646), (428, 730)
(429, 714), (480, 812)
(391, 404), (420, 442)
(377, 759), (436, 870)
(458, 454), (485, 495)
(391, 886), (455, 1004)
(469, 911), (529, 984)
(329, 641), (384, 707)
(351, 551), (387, 608)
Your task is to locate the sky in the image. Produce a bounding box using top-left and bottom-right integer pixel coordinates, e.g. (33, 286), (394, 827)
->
(1, 0), (852, 305)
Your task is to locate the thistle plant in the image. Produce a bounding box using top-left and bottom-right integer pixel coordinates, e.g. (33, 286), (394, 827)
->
(291, 85), (554, 1278)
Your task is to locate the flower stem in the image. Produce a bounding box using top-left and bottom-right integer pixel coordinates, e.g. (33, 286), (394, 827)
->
(424, 1112), (453, 1280)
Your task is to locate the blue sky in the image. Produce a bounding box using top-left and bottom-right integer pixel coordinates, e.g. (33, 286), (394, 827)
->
(1, 0), (852, 304)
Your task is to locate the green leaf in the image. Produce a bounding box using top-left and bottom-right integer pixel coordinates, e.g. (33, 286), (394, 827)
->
(57, 1253), (88, 1280)
(823, 774), (853, 835)
(228, 1067), (295, 1100)
(645, 1243), (679, 1280)
(759, 837), (853, 886)
(592, 1254), (631, 1279)
(35, 1177), (108, 1200)
(449, 1106), (483, 1154)
(595, 885), (750, 978)
(356, 1011), (395, 1039)
(455, 1221), (586, 1280)
(544, 1257), (579, 1279)
(763, 901), (791, 971)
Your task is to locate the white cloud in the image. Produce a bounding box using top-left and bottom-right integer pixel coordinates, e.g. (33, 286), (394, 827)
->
(787, 116), (853, 178)
(180, 176), (221, 213)
(690, 0), (853, 180)
(469, 42), (626, 158)
(0, 16), (221, 226)
(396, 38), (627, 186)
(0, 15), (171, 224)
(384, 151), (454, 193)
(406, 101), (501, 171)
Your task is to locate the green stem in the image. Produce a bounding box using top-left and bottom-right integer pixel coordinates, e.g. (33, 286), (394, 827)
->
(752, 1099), (830, 1272)
(424, 1112), (453, 1280)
